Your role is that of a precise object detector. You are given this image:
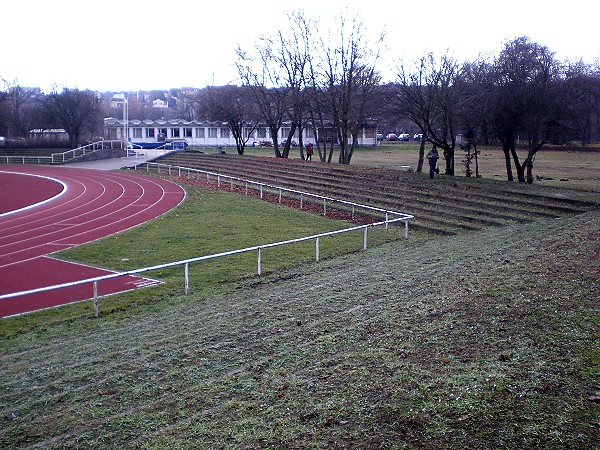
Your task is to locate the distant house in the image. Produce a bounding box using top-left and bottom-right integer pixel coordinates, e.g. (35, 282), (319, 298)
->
(152, 99), (168, 109)
(103, 118), (378, 147)
(110, 93), (126, 109)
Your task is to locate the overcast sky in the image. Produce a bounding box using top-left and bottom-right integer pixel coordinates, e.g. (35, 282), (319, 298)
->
(2, 0), (598, 93)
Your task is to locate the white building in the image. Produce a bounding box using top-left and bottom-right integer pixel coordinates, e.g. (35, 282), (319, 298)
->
(103, 118), (378, 147)
(151, 99), (169, 109)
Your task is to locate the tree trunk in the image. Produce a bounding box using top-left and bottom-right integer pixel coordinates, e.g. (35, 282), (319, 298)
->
(417, 139), (425, 173)
(502, 142), (514, 181)
(510, 144), (525, 182)
(443, 147), (454, 175)
(474, 142), (480, 177)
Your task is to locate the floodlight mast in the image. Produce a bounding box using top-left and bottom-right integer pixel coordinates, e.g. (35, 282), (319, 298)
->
(122, 95), (129, 148)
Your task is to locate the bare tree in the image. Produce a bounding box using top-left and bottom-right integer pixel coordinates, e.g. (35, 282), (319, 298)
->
(0, 80), (10, 137)
(396, 53), (463, 175)
(237, 11), (381, 164)
(236, 27), (296, 158)
(491, 37), (570, 183)
(42, 88), (103, 148)
(310, 14), (382, 165)
(201, 85), (260, 155)
(1, 80), (42, 139)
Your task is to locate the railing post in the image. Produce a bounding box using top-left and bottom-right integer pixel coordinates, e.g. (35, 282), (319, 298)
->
(217, 175), (221, 188)
(257, 248), (262, 275)
(315, 237), (320, 262)
(386, 212), (389, 232)
(300, 194), (304, 209)
(278, 189), (282, 204)
(323, 199), (327, 216)
(245, 182), (248, 195)
(363, 226), (368, 250)
(260, 185), (263, 199)
(93, 281), (99, 317)
(404, 220), (409, 239)
(185, 263), (190, 295)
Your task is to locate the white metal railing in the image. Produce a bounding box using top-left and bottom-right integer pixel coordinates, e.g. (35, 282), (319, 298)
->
(0, 162), (414, 318)
(51, 140), (126, 163)
(0, 140), (127, 165)
(0, 155), (53, 164)
(0, 216), (409, 318)
(139, 162), (414, 227)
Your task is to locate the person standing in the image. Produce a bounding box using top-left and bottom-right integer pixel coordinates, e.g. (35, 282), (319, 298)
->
(306, 143), (314, 161)
(426, 145), (439, 179)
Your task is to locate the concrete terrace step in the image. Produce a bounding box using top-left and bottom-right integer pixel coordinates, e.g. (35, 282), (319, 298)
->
(151, 152), (596, 236)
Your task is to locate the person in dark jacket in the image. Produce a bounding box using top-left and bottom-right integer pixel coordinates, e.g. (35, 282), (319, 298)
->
(426, 145), (439, 179)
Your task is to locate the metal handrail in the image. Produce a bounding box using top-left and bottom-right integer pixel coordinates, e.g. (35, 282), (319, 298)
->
(0, 155), (53, 164)
(51, 140), (126, 163)
(0, 140), (127, 165)
(140, 162), (414, 222)
(0, 163), (414, 317)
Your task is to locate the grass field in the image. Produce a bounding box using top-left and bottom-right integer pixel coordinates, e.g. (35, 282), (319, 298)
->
(242, 142), (600, 192)
(0, 147), (598, 448)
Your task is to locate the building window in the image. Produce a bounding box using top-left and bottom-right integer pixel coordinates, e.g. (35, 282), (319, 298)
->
(132, 128), (142, 138)
(159, 128), (168, 138)
(146, 128), (155, 138)
(195, 128), (205, 138)
(207, 128), (218, 138)
(281, 127), (290, 138)
(305, 128), (315, 138)
(183, 128), (193, 138)
(171, 128), (180, 138)
(257, 127), (267, 138)
(220, 128), (229, 138)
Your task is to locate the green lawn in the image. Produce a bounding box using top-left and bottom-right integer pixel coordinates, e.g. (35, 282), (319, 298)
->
(0, 168), (597, 449)
(0, 183), (406, 334)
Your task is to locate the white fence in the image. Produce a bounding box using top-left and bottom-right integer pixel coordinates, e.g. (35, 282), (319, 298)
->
(51, 140), (126, 163)
(0, 140), (126, 165)
(140, 162), (412, 229)
(0, 162), (414, 318)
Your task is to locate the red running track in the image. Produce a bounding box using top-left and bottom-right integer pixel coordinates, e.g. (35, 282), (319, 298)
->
(0, 166), (186, 317)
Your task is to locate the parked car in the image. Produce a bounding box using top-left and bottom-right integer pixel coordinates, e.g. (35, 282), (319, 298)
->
(413, 133), (423, 141)
(386, 133), (398, 141)
(398, 133), (410, 141)
(0, 136), (5, 148)
(376, 133), (384, 141)
(252, 140), (273, 147)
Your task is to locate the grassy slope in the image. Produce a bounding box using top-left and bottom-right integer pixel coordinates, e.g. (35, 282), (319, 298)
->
(0, 204), (597, 448)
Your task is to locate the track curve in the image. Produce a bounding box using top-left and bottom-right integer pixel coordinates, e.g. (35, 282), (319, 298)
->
(0, 166), (186, 317)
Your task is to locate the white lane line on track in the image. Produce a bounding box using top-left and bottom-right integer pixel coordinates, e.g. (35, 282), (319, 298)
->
(0, 171), (132, 248)
(0, 175), (90, 230)
(0, 170), (184, 267)
(0, 171), (68, 218)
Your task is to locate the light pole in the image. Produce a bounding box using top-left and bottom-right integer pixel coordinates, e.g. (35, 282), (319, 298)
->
(122, 95), (129, 150)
